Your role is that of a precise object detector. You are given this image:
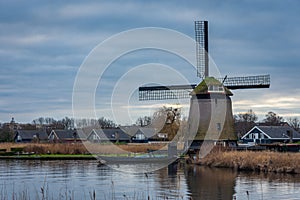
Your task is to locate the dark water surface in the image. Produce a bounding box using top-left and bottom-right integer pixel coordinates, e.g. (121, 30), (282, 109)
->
(0, 160), (300, 199)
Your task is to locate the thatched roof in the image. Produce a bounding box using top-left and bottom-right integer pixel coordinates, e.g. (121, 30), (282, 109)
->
(191, 77), (233, 96)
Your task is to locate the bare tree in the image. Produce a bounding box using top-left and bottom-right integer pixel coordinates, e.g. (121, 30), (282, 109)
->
(97, 117), (117, 128)
(45, 117), (56, 125)
(151, 106), (181, 141)
(234, 109), (258, 138)
(136, 116), (152, 127)
(236, 109), (258, 123)
(263, 111), (284, 126)
(287, 117), (300, 131)
(38, 117), (45, 125)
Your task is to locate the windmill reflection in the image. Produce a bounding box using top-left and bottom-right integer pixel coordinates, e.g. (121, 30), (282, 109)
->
(184, 165), (237, 200)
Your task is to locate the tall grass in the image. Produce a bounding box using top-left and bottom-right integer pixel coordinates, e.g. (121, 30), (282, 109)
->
(200, 150), (300, 174)
(0, 183), (178, 200)
(0, 142), (167, 155)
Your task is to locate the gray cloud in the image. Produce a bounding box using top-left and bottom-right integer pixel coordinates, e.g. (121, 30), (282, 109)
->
(0, 0), (299, 123)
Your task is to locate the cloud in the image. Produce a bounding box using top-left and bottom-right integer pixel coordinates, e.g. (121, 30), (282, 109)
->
(0, 0), (299, 124)
(232, 91), (300, 121)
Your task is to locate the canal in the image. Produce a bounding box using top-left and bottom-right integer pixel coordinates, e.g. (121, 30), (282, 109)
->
(0, 160), (299, 199)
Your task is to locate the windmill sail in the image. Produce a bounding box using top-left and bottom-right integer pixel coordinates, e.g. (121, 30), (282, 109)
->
(138, 21), (270, 101)
(221, 75), (270, 89)
(139, 85), (195, 101)
(195, 21), (209, 79)
(138, 75), (270, 101)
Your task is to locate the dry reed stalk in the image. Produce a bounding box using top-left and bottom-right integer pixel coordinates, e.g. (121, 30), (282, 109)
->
(201, 150), (300, 174)
(0, 142), (168, 154)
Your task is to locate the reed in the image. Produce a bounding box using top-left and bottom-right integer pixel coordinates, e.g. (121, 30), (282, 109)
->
(0, 142), (167, 155)
(200, 150), (300, 174)
(0, 183), (171, 200)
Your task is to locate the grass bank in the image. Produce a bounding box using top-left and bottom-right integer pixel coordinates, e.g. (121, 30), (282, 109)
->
(199, 150), (300, 174)
(0, 142), (167, 158)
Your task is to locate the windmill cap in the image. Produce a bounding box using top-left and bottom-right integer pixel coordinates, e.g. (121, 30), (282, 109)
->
(191, 77), (233, 95)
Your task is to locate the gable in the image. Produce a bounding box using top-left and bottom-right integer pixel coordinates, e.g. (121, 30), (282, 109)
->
(241, 126), (271, 139)
(242, 126), (300, 140)
(87, 130), (101, 141)
(48, 130), (59, 140)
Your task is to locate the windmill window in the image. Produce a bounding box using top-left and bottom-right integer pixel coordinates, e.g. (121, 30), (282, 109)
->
(216, 123), (221, 131)
(208, 85), (224, 93)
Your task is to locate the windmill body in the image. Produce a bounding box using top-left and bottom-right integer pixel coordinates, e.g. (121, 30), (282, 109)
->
(188, 77), (235, 142)
(138, 21), (270, 151)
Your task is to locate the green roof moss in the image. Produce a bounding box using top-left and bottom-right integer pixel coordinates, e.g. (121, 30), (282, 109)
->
(191, 77), (233, 96)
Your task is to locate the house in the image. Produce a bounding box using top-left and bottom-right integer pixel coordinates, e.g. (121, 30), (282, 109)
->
(48, 129), (84, 143)
(87, 129), (131, 143)
(241, 126), (300, 144)
(14, 130), (48, 143)
(157, 132), (168, 141)
(131, 127), (159, 143)
(120, 126), (168, 143)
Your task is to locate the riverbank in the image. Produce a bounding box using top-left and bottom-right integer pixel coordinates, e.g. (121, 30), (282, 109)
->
(0, 154), (96, 160)
(0, 142), (168, 160)
(2, 143), (300, 175)
(198, 150), (300, 174)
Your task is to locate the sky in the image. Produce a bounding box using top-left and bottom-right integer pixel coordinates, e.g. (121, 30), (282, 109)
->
(0, 0), (299, 125)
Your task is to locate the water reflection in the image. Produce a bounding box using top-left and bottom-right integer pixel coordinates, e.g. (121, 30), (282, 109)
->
(1, 160), (300, 199)
(154, 163), (189, 199)
(235, 171), (300, 200)
(184, 166), (236, 200)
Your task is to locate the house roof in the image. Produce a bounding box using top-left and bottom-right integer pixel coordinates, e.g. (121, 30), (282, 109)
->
(119, 126), (139, 137)
(242, 126), (300, 139)
(15, 130), (48, 140)
(88, 129), (130, 141)
(135, 127), (158, 138)
(50, 130), (79, 140)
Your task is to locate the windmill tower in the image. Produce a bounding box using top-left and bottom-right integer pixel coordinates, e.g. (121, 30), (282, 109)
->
(139, 21), (270, 151)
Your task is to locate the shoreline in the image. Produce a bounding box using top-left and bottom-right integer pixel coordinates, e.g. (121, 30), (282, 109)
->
(0, 154), (97, 160)
(1, 143), (300, 175)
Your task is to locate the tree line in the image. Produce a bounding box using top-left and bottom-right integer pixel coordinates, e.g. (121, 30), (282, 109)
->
(234, 110), (300, 138)
(0, 109), (299, 142)
(0, 116), (118, 142)
(31, 116), (118, 129)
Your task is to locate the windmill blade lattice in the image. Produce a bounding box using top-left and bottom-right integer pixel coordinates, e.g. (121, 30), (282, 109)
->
(138, 21), (270, 101)
(195, 21), (209, 79)
(139, 85), (195, 101)
(221, 75), (270, 89)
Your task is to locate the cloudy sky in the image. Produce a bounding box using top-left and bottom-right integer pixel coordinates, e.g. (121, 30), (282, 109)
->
(0, 0), (299, 124)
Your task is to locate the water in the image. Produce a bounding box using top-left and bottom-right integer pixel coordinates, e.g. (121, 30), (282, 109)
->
(0, 160), (300, 199)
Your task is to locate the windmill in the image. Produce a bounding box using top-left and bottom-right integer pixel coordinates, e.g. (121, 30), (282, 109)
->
(138, 21), (270, 151)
